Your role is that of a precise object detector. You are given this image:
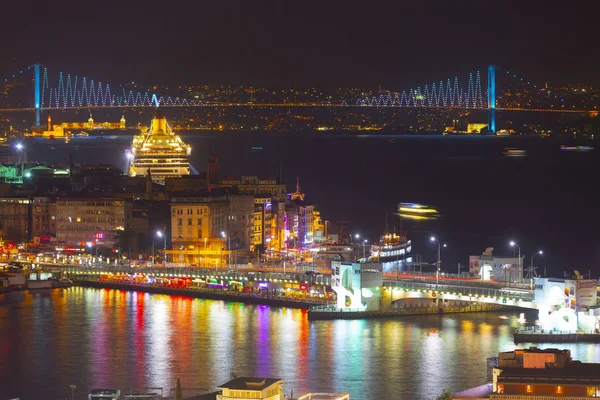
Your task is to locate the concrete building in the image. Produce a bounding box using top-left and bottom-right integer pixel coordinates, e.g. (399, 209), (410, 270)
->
(216, 377), (284, 400)
(469, 247), (523, 283)
(534, 272), (599, 332)
(55, 197), (131, 247)
(331, 261), (383, 311)
(226, 194), (254, 251)
(31, 196), (56, 238)
(219, 175), (287, 202)
(491, 348), (600, 399)
(0, 197), (31, 242)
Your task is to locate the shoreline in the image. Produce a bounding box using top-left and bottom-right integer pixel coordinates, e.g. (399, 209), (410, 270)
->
(75, 280), (316, 309)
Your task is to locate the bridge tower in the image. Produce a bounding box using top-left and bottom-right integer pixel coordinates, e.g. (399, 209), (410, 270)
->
(33, 63), (41, 126)
(487, 65), (496, 134)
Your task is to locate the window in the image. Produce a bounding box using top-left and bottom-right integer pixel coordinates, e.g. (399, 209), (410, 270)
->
(177, 228), (182, 237)
(198, 219), (202, 226)
(187, 218), (192, 226)
(178, 218), (182, 226)
(587, 387), (600, 397)
(197, 229), (202, 238)
(526, 385), (533, 394)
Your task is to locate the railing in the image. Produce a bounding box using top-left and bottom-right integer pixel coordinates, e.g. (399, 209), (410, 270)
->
(515, 326), (582, 335)
(385, 281), (535, 302)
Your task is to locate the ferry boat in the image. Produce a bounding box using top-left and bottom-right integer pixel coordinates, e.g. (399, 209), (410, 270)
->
(396, 202), (440, 220)
(369, 232), (411, 263)
(126, 109), (191, 184)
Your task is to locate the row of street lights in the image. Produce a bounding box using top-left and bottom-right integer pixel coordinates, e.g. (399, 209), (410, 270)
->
(430, 237), (544, 287)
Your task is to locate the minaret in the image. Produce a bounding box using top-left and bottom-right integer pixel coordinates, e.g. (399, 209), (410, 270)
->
(47, 115), (52, 132)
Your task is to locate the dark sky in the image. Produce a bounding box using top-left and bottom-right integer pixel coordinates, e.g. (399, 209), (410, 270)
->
(1, 1), (598, 88)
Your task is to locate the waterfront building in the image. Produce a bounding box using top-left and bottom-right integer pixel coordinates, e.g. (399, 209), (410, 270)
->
(0, 197), (31, 242)
(167, 193), (254, 267)
(491, 348), (600, 399)
(534, 273), (599, 332)
(331, 261), (383, 311)
(127, 110), (191, 184)
(469, 247), (523, 283)
(216, 377), (284, 400)
(55, 197), (131, 247)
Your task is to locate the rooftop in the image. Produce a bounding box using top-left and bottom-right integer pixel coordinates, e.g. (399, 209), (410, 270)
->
(217, 377), (283, 391)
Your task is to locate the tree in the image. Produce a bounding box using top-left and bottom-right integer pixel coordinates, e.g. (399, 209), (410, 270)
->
(436, 389), (452, 400)
(114, 228), (134, 255)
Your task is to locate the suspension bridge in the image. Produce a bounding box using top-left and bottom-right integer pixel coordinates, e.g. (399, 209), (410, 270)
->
(1, 63), (597, 133)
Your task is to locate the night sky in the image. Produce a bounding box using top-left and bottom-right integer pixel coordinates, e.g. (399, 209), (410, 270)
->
(2, 1), (598, 88)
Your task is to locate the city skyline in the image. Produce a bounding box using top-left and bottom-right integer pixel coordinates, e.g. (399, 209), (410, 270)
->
(2, 1), (600, 87)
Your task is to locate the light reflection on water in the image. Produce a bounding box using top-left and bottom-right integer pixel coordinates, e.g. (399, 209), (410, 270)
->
(1, 287), (599, 399)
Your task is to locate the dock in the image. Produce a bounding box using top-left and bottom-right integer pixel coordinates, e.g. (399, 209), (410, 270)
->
(514, 327), (600, 343)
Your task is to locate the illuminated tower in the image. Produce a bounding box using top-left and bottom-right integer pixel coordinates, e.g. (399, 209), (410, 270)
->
(34, 63), (41, 126)
(487, 65), (496, 134)
(120, 115), (126, 129)
(87, 113), (94, 129)
(47, 115), (52, 131)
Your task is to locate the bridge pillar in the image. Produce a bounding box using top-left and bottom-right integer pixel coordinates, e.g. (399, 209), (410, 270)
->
(34, 63), (41, 127)
(487, 65), (496, 134)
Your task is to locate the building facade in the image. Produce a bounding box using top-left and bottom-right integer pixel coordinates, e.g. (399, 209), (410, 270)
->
(0, 197), (31, 242)
(469, 247), (523, 283)
(31, 196), (56, 238)
(216, 377), (284, 400)
(55, 198), (131, 247)
(491, 348), (600, 399)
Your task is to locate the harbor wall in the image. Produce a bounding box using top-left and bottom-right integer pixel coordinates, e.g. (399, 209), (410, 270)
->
(308, 303), (508, 320)
(75, 280), (314, 309)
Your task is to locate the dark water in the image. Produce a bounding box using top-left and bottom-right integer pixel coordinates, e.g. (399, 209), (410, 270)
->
(20, 133), (600, 275)
(2, 288), (599, 399)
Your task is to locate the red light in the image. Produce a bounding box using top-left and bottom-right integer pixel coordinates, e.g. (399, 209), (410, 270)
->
(300, 284), (307, 290)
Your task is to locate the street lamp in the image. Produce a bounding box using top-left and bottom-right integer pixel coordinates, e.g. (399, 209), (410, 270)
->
(69, 384), (76, 400)
(363, 239), (368, 259)
(156, 231), (166, 266)
(430, 237), (447, 288)
(221, 231), (230, 267)
(529, 250), (543, 288)
(509, 241), (521, 284)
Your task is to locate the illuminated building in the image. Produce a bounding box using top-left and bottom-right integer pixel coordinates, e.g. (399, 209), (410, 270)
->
(216, 377), (284, 400)
(32, 113), (127, 137)
(127, 110), (191, 184)
(467, 123), (488, 133)
(491, 348), (600, 399)
(167, 193), (254, 267)
(55, 197), (130, 247)
(331, 261), (383, 311)
(534, 273), (598, 332)
(285, 177), (314, 247)
(469, 248), (523, 282)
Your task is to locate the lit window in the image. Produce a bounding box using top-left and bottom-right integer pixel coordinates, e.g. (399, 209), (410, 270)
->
(526, 385), (533, 394)
(76, 217), (81, 222)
